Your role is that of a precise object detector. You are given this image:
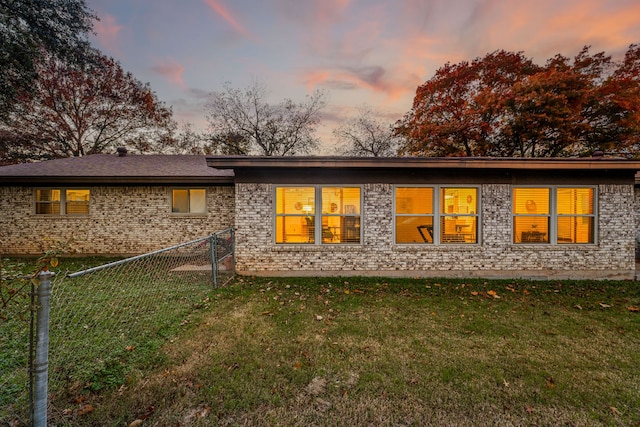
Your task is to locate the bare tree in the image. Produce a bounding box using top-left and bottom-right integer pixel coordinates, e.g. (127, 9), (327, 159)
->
(205, 80), (327, 156)
(333, 105), (400, 157)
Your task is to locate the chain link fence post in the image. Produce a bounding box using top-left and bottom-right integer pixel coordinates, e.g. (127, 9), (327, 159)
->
(33, 271), (53, 427)
(210, 234), (218, 288)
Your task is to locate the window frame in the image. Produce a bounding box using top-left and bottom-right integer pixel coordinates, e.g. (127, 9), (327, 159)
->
(274, 185), (363, 245)
(34, 188), (90, 216)
(393, 185), (480, 245)
(511, 185), (597, 245)
(171, 188), (207, 215)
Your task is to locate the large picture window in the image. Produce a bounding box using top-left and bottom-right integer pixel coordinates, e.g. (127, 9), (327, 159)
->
(172, 189), (206, 214)
(513, 187), (595, 244)
(36, 189), (90, 215)
(395, 186), (478, 244)
(275, 186), (361, 244)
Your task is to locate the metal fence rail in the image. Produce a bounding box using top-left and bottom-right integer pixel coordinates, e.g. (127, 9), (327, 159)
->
(0, 228), (234, 426)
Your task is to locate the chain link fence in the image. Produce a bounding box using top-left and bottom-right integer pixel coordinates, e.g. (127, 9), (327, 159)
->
(0, 263), (34, 426)
(0, 228), (234, 426)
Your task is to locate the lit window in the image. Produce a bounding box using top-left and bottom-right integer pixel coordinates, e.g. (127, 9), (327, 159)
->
(440, 188), (478, 244)
(65, 189), (90, 215)
(513, 188), (550, 243)
(275, 186), (361, 244)
(395, 186), (478, 244)
(172, 189), (206, 214)
(275, 187), (315, 244)
(513, 187), (595, 244)
(395, 187), (434, 243)
(36, 189), (90, 215)
(556, 188), (595, 244)
(321, 187), (361, 243)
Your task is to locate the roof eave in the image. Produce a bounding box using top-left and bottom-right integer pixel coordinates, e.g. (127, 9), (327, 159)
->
(206, 156), (640, 170)
(0, 176), (235, 185)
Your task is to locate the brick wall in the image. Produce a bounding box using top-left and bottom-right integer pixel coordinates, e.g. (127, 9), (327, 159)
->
(0, 185), (234, 255)
(234, 183), (636, 280)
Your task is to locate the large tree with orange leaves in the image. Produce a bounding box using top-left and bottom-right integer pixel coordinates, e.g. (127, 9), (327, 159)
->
(396, 45), (640, 158)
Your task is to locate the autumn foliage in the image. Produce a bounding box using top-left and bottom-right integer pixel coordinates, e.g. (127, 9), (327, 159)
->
(396, 45), (640, 158)
(0, 51), (175, 163)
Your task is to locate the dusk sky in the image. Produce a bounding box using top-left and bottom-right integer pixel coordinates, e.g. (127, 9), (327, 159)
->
(86, 0), (640, 153)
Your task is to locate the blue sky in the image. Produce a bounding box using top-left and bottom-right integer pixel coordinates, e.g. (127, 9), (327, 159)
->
(87, 0), (640, 153)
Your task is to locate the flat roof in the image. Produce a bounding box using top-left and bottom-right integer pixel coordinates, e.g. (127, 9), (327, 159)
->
(206, 155), (640, 171)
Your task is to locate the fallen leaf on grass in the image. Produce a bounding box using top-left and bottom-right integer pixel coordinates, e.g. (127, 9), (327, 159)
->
(487, 290), (501, 299)
(77, 404), (94, 416)
(129, 420), (143, 427)
(599, 303), (612, 308)
(545, 377), (556, 389)
(574, 305), (583, 310)
(315, 315), (324, 321)
(126, 345), (136, 351)
(627, 306), (639, 312)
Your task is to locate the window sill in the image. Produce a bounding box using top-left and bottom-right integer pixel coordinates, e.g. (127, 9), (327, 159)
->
(272, 244), (364, 252)
(169, 213), (208, 218)
(510, 243), (598, 250)
(31, 214), (90, 218)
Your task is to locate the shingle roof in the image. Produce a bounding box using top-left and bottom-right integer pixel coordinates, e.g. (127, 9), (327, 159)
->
(0, 154), (234, 185)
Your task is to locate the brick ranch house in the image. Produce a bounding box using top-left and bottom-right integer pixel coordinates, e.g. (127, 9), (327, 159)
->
(2, 151), (640, 280)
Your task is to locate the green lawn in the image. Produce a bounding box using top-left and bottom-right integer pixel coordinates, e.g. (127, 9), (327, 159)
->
(67, 275), (640, 426)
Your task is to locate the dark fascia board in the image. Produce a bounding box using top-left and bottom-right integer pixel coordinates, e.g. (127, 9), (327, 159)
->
(0, 176), (235, 186)
(206, 156), (640, 171)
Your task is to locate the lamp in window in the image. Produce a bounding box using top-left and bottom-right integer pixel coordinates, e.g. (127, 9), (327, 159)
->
(302, 205), (313, 214)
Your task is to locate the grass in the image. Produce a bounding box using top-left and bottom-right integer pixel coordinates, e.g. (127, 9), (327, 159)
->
(0, 255), (217, 425)
(65, 275), (640, 426)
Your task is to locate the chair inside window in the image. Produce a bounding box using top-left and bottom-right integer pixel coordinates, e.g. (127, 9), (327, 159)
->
(304, 217), (315, 242)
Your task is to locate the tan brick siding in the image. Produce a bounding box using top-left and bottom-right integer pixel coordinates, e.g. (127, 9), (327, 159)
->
(235, 183), (636, 280)
(0, 185), (234, 255)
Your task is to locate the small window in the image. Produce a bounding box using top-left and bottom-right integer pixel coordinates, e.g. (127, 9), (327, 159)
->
(65, 189), (90, 215)
(36, 188), (89, 215)
(172, 189), (206, 214)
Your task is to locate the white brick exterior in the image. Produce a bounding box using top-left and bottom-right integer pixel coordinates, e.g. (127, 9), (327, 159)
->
(0, 185), (234, 255)
(235, 183), (636, 280)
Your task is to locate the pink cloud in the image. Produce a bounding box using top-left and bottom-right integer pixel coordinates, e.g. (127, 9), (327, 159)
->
(202, 0), (252, 38)
(303, 65), (412, 101)
(93, 13), (123, 54)
(150, 59), (186, 88)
